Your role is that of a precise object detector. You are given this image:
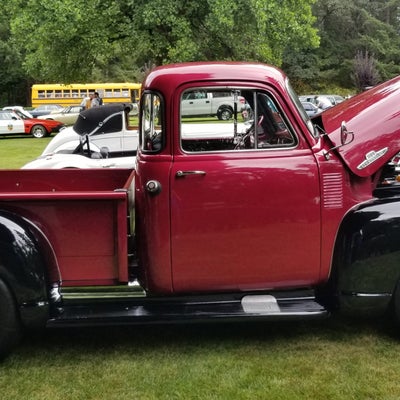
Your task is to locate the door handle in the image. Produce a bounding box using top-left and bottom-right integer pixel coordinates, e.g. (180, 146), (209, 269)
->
(176, 170), (206, 178)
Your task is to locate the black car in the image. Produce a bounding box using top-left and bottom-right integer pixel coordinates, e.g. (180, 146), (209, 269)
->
(30, 104), (64, 118)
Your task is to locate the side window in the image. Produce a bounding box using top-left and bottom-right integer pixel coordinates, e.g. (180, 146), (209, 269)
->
(180, 88), (296, 152)
(100, 114), (123, 133)
(140, 93), (163, 152)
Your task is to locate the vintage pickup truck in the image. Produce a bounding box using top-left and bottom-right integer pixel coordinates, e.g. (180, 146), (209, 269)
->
(1, 62), (400, 358)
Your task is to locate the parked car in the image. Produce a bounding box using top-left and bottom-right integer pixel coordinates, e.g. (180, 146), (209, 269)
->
(0, 109), (64, 138)
(299, 95), (318, 105)
(30, 104), (64, 118)
(299, 94), (345, 108)
(23, 103), (138, 168)
(38, 105), (84, 125)
(319, 94), (345, 105)
(2, 106), (33, 118)
(301, 101), (323, 117)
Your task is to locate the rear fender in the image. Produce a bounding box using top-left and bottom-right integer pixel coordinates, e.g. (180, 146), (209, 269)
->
(333, 197), (400, 315)
(0, 211), (60, 328)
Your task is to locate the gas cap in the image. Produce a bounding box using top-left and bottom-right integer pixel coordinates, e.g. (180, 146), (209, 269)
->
(146, 180), (161, 195)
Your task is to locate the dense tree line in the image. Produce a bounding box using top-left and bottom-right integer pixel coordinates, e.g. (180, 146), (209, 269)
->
(1, 0), (400, 106)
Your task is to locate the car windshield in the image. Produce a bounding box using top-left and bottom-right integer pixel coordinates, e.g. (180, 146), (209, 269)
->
(13, 110), (28, 120)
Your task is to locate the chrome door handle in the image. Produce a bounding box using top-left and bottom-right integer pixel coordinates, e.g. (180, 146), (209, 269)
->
(176, 170), (206, 177)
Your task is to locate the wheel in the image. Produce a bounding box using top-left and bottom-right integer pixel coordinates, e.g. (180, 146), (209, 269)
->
(0, 279), (21, 359)
(31, 124), (48, 138)
(217, 107), (233, 121)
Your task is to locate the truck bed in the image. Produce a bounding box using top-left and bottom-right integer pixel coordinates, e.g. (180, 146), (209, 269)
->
(0, 169), (134, 196)
(0, 169), (135, 286)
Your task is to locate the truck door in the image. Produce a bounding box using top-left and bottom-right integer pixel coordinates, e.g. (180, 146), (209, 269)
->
(170, 88), (322, 293)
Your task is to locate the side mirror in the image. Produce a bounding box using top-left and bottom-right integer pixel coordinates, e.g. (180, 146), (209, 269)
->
(340, 121), (354, 145)
(323, 120), (355, 160)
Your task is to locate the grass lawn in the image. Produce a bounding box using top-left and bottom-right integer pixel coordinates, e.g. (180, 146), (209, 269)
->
(1, 317), (400, 400)
(0, 135), (53, 168)
(1, 135), (400, 399)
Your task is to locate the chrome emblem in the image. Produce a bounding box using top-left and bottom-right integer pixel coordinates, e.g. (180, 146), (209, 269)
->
(357, 147), (388, 170)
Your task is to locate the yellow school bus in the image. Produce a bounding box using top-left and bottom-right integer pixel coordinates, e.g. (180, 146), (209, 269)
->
(31, 82), (141, 107)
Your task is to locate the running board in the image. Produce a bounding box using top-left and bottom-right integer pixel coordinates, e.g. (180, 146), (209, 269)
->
(47, 293), (328, 327)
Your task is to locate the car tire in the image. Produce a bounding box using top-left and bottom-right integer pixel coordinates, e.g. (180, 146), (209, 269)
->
(217, 107), (233, 121)
(0, 278), (21, 359)
(31, 124), (48, 138)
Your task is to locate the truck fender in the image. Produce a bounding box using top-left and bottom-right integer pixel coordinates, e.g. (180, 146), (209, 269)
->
(0, 210), (60, 329)
(332, 197), (400, 316)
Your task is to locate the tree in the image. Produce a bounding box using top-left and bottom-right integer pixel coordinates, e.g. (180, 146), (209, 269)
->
(295, 0), (400, 91)
(7, 0), (134, 82)
(352, 50), (380, 90)
(131, 0), (319, 66)
(0, 13), (27, 105)
(6, 0), (319, 84)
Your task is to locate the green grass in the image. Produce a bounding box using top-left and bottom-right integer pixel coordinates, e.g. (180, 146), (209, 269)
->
(0, 135), (53, 168)
(1, 136), (400, 399)
(1, 317), (400, 399)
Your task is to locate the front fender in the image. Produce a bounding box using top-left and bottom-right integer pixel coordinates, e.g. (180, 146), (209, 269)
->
(334, 197), (400, 315)
(0, 211), (60, 328)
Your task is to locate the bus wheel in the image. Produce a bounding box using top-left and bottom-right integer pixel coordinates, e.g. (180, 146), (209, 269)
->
(0, 279), (21, 359)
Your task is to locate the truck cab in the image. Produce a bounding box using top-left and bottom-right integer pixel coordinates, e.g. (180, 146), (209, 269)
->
(136, 63), (342, 294)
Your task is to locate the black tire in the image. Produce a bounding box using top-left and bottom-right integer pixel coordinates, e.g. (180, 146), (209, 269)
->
(0, 279), (21, 359)
(217, 107), (233, 121)
(31, 124), (48, 138)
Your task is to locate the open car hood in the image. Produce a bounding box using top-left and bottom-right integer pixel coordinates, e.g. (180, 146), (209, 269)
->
(319, 75), (400, 177)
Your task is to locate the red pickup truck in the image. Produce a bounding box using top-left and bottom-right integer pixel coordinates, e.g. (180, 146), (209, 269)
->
(1, 62), (400, 358)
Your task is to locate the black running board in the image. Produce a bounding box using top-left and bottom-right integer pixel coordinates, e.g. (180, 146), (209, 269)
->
(47, 292), (328, 327)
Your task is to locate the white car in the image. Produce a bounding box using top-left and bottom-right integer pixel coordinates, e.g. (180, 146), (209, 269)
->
(38, 105), (84, 125)
(3, 106), (33, 118)
(23, 103), (138, 169)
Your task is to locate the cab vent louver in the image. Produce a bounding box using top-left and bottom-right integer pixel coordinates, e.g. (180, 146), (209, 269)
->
(322, 173), (343, 209)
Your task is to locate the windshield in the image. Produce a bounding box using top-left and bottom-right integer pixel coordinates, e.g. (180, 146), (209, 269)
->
(286, 79), (318, 138)
(13, 110), (28, 120)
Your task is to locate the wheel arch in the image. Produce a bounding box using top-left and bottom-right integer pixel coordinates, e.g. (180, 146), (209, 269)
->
(331, 197), (400, 316)
(0, 210), (60, 328)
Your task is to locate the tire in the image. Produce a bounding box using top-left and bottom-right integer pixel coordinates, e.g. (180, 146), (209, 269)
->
(0, 279), (21, 359)
(31, 124), (48, 138)
(217, 107), (233, 121)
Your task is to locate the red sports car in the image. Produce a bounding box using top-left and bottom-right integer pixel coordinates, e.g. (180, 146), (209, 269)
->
(0, 109), (64, 138)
